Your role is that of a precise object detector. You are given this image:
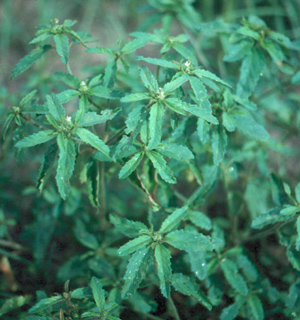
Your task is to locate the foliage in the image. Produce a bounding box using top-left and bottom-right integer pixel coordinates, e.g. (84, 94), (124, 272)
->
(1, 0), (300, 319)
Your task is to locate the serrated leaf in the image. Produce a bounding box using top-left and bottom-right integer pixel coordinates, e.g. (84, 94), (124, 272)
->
(90, 277), (106, 312)
(37, 143), (58, 191)
(46, 93), (65, 121)
(55, 72), (81, 88)
(159, 207), (189, 234)
(212, 126), (227, 166)
(156, 143), (194, 160)
(189, 77), (211, 110)
(197, 118), (210, 143)
(71, 287), (93, 299)
(220, 258), (248, 296)
(287, 247), (300, 271)
(296, 216), (300, 251)
(0, 295), (30, 316)
(29, 296), (62, 314)
(56, 90), (79, 103)
(295, 183), (300, 204)
(121, 93), (150, 102)
(280, 205), (300, 216)
(246, 295), (264, 320)
(29, 32), (52, 44)
(155, 244), (172, 297)
(285, 279), (300, 311)
(86, 160), (100, 207)
(224, 39), (254, 62)
(220, 296), (245, 320)
(53, 34), (69, 65)
(188, 211), (212, 230)
(171, 273), (212, 310)
(74, 219), (99, 250)
(188, 250), (207, 280)
(15, 130), (56, 148)
(236, 254), (258, 282)
(103, 60), (117, 88)
(270, 174), (289, 206)
(110, 214), (148, 238)
(122, 246), (152, 299)
(136, 56), (178, 69)
(139, 66), (159, 92)
(194, 68), (231, 88)
(147, 151), (176, 184)
(163, 73), (189, 93)
(118, 235), (152, 256)
(90, 85), (112, 99)
(121, 38), (149, 54)
(86, 47), (115, 55)
(56, 134), (76, 200)
(172, 42), (197, 65)
(222, 112), (236, 132)
(148, 102), (165, 149)
(76, 128), (111, 160)
(119, 152), (144, 179)
(237, 48), (265, 99)
(20, 90), (38, 107)
(10, 45), (52, 79)
(78, 109), (120, 127)
(165, 229), (213, 251)
(125, 105), (144, 134)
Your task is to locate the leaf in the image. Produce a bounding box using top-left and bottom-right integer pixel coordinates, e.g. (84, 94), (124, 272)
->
(296, 216), (300, 251)
(136, 56), (178, 69)
(55, 72), (81, 88)
(74, 219), (99, 250)
(110, 214), (148, 238)
(287, 247), (300, 271)
(163, 73), (189, 93)
(280, 206), (300, 216)
(292, 71), (300, 84)
(211, 126), (227, 166)
(36, 143), (58, 191)
(270, 174), (289, 206)
(148, 103), (165, 149)
(153, 244), (172, 298)
(118, 235), (152, 256)
(188, 250), (207, 280)
(236, 254), (258, 282)
(46, 93), (65, 121)
(20, 90), (38, 107)
(10, 45), (52, 79)
(90, 277), (106, 312)
(139, 66), (159, 92)
(119, 152), (144, 179)
(103, 59), (117, 88)
(246, 295), (264, 320)
(156, 143), (194, 160)
(29, 32), (52, 44)
(224, 39), (254, 62)
(53, 34), (69, 65)
(121, 38), (149, 54)
(171, 273), (212, 310)
(189, 77), (211, 110)
(220, 296), (245, 320)
(159, 207), (189, 234)
(0, 295), (30, 317)
(90, 85), (112, 99)
(86, 160), (100, 207)
(15, 130), (56, 148)
(29, 296), (62, 314)
(197, 118), (210, 143)
(172, 42), (197, 65)
(222, 112), (236, 132)
(76, 128), (111, 160)
(147, 151), (176, 184)
(194, 68), (231, 88)
(165, 229), (213, 251)
(188, 211), (212, 230)
(125, 105), (144, 134)
(237, 48), (265, 99)
(56, 134), (76, 200)
(295, 183), (300, 204)
(56, 90), (79, 103)
(121, 93), (150, 102)
(122, 246), (152, 299)
(220, 258), (248, 296)
(78, 109), (120, 127)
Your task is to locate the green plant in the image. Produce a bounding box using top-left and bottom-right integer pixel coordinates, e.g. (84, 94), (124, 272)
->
(2, 1), (300, 319)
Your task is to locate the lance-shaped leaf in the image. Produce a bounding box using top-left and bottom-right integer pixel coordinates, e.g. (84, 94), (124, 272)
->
(159, 207), (189, 234)
(55, 72), (81, 88)
(86, 160), (100, 207)
(236, 254), (258, 282)
(147, 151), (176, 184)
(121, 38), (149, 54)
(56, 134), (76, 200)
(220, 296), (245, 320)
(220, 258), (248, 296)
(139, 66), (158, 92)
(20, 90), (37, 107)
(171, 273), (212, 310)
(188, 250), (207, 280)
(165, 229), (213, 251)
(155, 244), (172, 298)
(163, 73), (189, 93)
(156, 143), (194, 160)
(148, 103), (165, 150)
(90, 277), (105, 312)
(125, 105), (144, 134)
(246, 294), (264, 320)
(189, 77), (211, 109)
(121, 93), (150, 102)
(74, 219), (99, 250)
(46, 94), (65, 121)
(77, 109), (120, 127)
(54, 34), (69, 65)
(15, 130), (56, 148)
(29, 31), (52, 44)
(57, 90), (80, 104)
(211, 126), (227, 166)
(118, 235), (152, 256)
(188, 211), (212, 230)
(224, 39), (255, 62)
(103, 60), (117, 88)
(90, 85), (112, 99)
(136, 56), (178, 69)
(122, 246), (152, 299)
(296, 216), (300, 251)
(37, 143), (58, 191)
(119, 152), (144, 179)
(110, 214), (148, 238)
(295, 183), (300, 204)
(29, 296), (62, 314)
(194, 69), (231, 88)
(76, 128), (111, 160)
(10, 45), (52, 80)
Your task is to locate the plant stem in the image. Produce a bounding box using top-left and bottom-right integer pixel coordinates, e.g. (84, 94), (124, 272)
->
(168, 296), (181, 320)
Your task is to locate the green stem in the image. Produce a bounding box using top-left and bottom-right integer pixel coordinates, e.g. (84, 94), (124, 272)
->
(168, 296), (181, 320)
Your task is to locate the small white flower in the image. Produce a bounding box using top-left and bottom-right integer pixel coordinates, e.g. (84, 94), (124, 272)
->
(66, 116), (72, 123)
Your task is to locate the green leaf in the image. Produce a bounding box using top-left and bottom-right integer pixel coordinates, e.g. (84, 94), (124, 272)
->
(188, 211), (212, 230)
(29, 32), (52, 44)
(90, 85), (112, 99)
(197, 118), (210, 143)
(121, 93), (150, 102)
(36, 143), (58, 191)
(163, 73), (189, 93)
(292, 71), (300, 84)
(172, 42), (197, 65)
(236, 254), (258, 282)
(189, 77), (211, 110)
(270, 174), (289, 206)
(118, 235), (152, 256)
(220, 258), (248, 296)
(220, 296), (245, 320)
(121, 38), (149, 54)
(188, 250), (207, 280)
(29, 296), (62, 314)
(10, 45), (52, 79)
(222, 112), (236, 132)
(148, 102), (165, 149)
(194, 69), (231, 88)
(46, 93), (65, 121)
(237, 48), (265, 99)
(86, 160), (100, 207)
(136, 56), (178, 69)
(211, 126), (227, 166)
(246, 295), (264, 320)
(119, 152), (144, 179)
(56, 90), (79, 103)
(103, 60), (117, 88)
(0, 295), (30, 317)
(53, 34), (69, 65)
(156, 143), (194, 160)
(77, 109), (120, 127)
(20, 90), (38, 107)
(122, 246), (152, 299)
(90, 277), (106, 312)
(110, 214), (148, 238)
(56, 134), (76, 200)
(280, 205), (300, 216)
(147, 151), (176, 184)
(165, 229), (213, 251)
(55, 72), (81, 88)
(74, 219), (99, 250)
(295, 183), (300, 204)
(224, 39), (254, 62)
(171, 273), (212, 310)
(296, 216), (300, 251)
(159, 207), (189, 234)
(139, 66), (159, 92)
(15, 130), (56, 148)
(287, 247), (300, 271)
(155, 244), (172, 298)
(76, 128), (111, 160)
